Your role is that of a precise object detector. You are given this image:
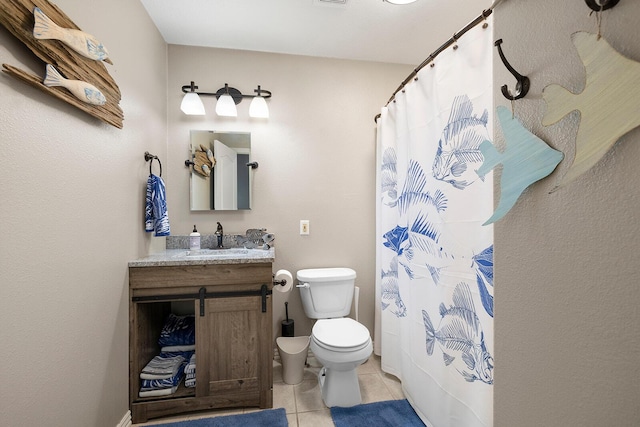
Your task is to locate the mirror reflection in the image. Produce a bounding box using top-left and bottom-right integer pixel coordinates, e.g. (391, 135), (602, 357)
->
(189, 130), (252, 211)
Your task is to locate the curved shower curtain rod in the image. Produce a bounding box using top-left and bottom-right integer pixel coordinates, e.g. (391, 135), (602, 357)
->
(375, 0), (507, 121)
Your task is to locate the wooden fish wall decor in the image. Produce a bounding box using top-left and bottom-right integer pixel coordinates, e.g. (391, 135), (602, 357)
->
(542, 31), (640, 191)
(0, 0), (123, 128)
(476, 106), (564, 225)
(33, 7), (110, 63)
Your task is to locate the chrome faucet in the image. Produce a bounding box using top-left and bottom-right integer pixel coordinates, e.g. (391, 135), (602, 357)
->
(215, 222), (223, 248)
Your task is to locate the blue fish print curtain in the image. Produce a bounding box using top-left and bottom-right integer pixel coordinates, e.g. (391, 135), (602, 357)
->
(375, 20), (494, 427)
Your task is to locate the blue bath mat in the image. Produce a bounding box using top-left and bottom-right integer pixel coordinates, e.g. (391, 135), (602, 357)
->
(146, 408), (287, 427)
(331, 399), (425, 427)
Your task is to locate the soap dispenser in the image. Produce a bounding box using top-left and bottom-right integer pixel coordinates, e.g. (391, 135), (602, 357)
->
(190, 225), (201, 251)
(215, 222), (223, 248)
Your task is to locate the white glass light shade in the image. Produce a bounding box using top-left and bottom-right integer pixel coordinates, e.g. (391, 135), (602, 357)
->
(385, 0), (417, 4)
(180, 92), (205, 115)
(249, 96), (269, 118)
(215, 94), (238, 117)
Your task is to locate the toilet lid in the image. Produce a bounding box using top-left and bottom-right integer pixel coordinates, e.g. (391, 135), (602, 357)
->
(312, 318), (370, 348)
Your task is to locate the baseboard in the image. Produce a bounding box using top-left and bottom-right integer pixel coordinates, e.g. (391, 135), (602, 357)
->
(116, 410), (132, 427)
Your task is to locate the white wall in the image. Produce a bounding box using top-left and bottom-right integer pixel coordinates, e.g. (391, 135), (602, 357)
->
(0, 1), (167, 425)
(493, 1), (640, 426)
(166, 45), (412, 341)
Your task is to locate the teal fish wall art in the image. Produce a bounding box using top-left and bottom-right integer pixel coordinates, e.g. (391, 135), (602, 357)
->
(542, 32), (640, 190)
(33, 7), (111, 63)
(476, 106), (563, 225)
(43, 64), (106, 106)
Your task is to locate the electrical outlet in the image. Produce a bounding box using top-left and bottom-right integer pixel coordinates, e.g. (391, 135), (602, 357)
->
(300, 220), (310, 235)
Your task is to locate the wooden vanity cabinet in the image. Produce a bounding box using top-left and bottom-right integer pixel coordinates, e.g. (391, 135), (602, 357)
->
(129, 262), (273, 424)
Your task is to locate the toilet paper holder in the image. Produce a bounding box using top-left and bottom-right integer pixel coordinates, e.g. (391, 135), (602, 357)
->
(273, 270), (294, 293)
(271, 274), (287, 286)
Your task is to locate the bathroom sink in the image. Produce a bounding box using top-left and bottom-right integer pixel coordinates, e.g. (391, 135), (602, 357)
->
(128, 247), (275, 267)
(184, 248), (269, 259)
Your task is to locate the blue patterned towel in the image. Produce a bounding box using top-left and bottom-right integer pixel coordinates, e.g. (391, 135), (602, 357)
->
(184, 353), (196, 387)
(140, 372), (184, 391)
(140, 366), (185, 391)
(184, 353), (196, 374)
(140, 353), (187, 380)
(145, 173), (170, 236)
(158, 314), (195, 347)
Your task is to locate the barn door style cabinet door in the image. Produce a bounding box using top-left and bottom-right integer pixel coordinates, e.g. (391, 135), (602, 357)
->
(128, 261), (274, 424)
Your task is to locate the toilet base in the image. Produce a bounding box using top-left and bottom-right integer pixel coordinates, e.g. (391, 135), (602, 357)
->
(317, 366), (362, 408)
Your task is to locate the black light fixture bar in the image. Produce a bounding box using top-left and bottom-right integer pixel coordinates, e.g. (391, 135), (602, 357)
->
(181, 81), (272, 105)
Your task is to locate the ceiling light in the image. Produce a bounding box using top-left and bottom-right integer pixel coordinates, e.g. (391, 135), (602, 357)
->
(384, 0), (418, 4)
(180, 82), (272, 119)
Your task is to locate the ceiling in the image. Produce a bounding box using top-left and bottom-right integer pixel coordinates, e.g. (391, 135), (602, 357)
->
(140, 0), (493, 66)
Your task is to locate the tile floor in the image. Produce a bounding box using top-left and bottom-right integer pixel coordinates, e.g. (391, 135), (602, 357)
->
(133, 353), (404, 426)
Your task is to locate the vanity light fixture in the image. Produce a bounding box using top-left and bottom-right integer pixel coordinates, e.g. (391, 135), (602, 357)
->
(180, 81), (272, 118)
(215, 84), (238, 117)
(249, 86), (269, 118)
(180, 81), (206, 115)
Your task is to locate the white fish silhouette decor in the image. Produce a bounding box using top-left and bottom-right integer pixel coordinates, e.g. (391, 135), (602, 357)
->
(43, 64), (106, 106)
(33, 7), (111, 63)
(542, 32), (640, 190)
(476, 106), (564, 225)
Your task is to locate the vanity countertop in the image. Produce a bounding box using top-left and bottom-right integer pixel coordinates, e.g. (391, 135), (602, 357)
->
(128, 247), (275, 267)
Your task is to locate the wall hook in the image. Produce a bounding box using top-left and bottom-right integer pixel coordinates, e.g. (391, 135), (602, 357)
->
(494, 39), (530, 101)
(585, 0), (619, 11)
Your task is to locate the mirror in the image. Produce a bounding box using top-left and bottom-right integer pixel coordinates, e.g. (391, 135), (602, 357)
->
(189, 130), (252, 211)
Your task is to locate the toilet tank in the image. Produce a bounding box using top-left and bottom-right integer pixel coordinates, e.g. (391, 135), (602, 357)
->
(297, 268), (356, 319)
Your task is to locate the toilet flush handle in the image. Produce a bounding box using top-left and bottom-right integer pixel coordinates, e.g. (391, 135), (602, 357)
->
(296, 282), (310, 288)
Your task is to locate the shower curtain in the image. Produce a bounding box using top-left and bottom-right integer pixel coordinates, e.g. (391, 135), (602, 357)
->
(375, 19), (494, 427)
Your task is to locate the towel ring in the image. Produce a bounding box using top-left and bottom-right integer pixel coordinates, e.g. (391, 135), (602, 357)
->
(144, 152), (162, 177)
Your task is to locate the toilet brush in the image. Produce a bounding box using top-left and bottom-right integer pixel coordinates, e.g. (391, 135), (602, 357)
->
(282, 302), (294, 337)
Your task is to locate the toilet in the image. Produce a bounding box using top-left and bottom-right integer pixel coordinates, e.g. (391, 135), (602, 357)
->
(296, 267), (373, 408)
(276, 335), (310, 385)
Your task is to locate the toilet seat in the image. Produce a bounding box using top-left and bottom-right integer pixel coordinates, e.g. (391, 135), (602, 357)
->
(312, 318), (371, 352)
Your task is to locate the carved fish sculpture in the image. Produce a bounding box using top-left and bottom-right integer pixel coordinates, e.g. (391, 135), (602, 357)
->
(542, 32), (640, 190)
(33, 7), (111, 63)
(43, 64), (106, 105)
(476, 106), (564, 225)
